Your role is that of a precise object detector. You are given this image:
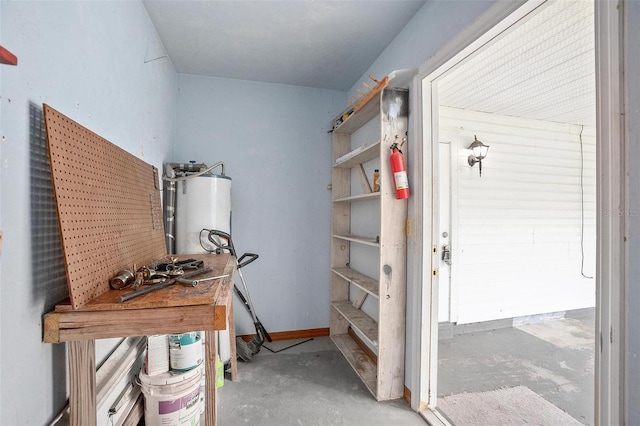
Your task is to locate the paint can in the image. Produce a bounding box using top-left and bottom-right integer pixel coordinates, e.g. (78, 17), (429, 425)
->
(138, 365), (202, 426)
(169, 332), (203, 371)
(216, 354), (224, 388)
(199, 368), (206, 415)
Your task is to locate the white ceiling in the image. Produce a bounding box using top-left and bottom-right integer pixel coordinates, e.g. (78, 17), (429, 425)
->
(438, 0), (595, 127)
(143, 0), (426, 91)
(143, 0), (595, 127)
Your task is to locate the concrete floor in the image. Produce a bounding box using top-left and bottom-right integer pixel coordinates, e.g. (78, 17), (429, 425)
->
(217, 337), (425, 425)
(437, 309), (595, 425)
(216, 310), (593, 425)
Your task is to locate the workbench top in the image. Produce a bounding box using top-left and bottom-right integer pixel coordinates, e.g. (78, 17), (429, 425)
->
(43, 253), (235, 343)
(53, 253), (233, 312)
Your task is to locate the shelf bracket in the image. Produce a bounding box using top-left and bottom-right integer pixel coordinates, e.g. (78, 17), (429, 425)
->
(357, 164), (372, 193)
(352, 290), (368, 309)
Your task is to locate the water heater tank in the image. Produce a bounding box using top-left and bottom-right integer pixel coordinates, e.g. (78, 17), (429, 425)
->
(175, 174), (232, 254)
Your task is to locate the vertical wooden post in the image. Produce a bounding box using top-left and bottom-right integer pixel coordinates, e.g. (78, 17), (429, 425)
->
(204, 330), (218, 425)
(228, 301), (238, 381)
(68, 340), (96, 426)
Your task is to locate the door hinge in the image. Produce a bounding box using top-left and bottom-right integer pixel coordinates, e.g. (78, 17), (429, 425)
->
(406, 218), (413, 236)
(432, 267), (438, 277)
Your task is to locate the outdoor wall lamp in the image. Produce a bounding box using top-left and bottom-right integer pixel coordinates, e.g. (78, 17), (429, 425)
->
(467, 135), (490, 177)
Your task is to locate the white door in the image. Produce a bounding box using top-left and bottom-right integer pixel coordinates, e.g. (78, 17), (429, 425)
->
(438, 141), (451, 323)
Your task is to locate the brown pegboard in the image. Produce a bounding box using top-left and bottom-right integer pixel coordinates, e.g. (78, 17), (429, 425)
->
(44, 104), (167, 309)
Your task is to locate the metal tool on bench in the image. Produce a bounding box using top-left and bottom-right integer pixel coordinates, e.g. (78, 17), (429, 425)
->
(155, 258), (204, 271)
(206, 229), (272, 361)
(175, 274), (229, 287)
(110, 270), (135, 290)
(116, 267), (213, 303)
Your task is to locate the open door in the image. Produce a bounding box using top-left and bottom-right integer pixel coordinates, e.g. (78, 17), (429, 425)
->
(411, 1), (627, 424)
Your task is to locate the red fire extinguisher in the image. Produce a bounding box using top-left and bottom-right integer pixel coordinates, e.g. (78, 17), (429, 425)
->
(390, 143), (410, 199)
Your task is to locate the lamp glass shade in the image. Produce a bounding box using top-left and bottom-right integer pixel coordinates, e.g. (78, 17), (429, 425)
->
(469, 137), (489, 160)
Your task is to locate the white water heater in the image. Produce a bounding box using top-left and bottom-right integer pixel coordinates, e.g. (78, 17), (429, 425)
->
(174, 173), (233, 364)
(175, 174), (232, 254)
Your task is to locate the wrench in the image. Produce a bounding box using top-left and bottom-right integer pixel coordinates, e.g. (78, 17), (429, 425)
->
(176, 274), (229, 287)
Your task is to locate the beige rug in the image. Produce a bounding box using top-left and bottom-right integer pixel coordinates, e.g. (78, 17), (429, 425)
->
(438, 386), (584, 426)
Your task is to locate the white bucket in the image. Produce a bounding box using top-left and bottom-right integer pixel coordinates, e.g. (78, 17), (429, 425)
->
(169, 332), (203, 371)
(199, 368), (206, 415)
(139, 365), (202, 426)
(218, 322), (231, 364)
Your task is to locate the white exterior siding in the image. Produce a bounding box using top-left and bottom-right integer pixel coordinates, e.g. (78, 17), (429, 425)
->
(439, 107), (596, 324)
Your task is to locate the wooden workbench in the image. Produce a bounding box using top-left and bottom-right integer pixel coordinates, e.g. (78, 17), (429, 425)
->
(43, 253), (237, 426)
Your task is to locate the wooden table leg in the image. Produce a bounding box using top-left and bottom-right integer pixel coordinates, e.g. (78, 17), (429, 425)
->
(68, 340), (96, 426)
(204, 330), (218, 425)
(228, 298), (237, 381)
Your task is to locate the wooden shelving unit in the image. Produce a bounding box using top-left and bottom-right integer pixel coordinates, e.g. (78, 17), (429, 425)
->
(329, 70), (412, 401)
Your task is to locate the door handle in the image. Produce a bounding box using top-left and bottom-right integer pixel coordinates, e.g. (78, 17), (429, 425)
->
(442, 245), (451, 266)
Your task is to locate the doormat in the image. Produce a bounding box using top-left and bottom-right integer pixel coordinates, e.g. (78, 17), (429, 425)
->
(437, 385), (583, 426)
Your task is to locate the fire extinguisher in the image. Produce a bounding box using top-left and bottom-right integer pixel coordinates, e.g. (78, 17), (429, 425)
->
(390, 142), (410, 199)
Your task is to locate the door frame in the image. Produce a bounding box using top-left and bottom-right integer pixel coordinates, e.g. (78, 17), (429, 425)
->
(409, 1), (627, 424)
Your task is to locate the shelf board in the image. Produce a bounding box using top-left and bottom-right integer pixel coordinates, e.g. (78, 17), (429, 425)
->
(333, 97), (381, 134)
(334, 141), (380, 168)
(331, 301), (378, 348)
(332, 234), (379, 247)
(331, 334), (377, 397)
(331, 69), (415, 135)
(333, 192), (380, 203)
(332, 267), (379, 298)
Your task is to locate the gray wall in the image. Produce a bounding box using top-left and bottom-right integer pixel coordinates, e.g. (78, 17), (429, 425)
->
(176, 74), (345, 335)
(625, 0), (640, 423)
(174, 0), (499, 389)
(0, 2), (503, 423)
(0, 2), (177, 424)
